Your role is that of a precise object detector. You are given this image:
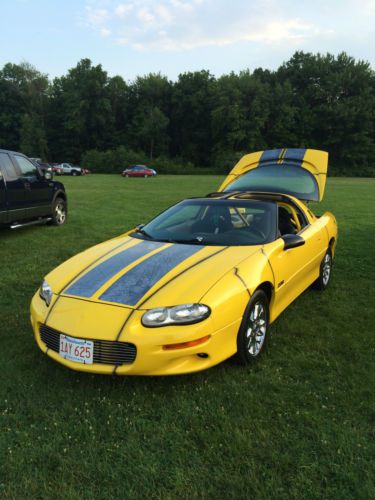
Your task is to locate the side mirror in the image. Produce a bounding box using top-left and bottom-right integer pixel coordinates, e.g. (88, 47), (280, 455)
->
(282, 234), (305, 250)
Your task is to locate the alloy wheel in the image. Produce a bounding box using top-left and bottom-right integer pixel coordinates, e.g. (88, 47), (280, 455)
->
(55, 202), (66, 225)
(322, 253), (332, 286)
(246, 301), (267, 356)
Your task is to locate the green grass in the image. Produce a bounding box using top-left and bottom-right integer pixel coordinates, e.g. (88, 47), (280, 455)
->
(0, 175), (374, 499)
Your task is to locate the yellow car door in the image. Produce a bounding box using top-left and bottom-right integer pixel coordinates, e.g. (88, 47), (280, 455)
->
(263, 218), (328, 321)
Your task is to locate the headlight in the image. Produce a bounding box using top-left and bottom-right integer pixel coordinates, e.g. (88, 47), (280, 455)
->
(142, 304), (210, 327)
(39, 280), (53, 306)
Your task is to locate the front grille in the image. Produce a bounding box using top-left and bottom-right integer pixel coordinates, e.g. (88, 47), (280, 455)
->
(40, 324), (137, 366)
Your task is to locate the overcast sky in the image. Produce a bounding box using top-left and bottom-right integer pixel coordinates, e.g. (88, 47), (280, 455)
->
(1, 0), (375, 81)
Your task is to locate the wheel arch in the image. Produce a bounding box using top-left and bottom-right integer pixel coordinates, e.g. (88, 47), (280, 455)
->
(254, 281), (274, 305)
(53, 190), (67, 204)
(329, 236), (336, 256)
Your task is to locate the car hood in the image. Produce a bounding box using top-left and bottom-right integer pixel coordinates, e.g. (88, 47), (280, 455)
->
(45, 235), (261, 309)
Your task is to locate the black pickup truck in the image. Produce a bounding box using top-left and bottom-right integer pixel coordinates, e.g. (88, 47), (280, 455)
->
(0, 149), (67, 229)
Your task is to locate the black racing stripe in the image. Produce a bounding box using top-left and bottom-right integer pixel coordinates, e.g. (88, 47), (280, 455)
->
(45, 238), (135, 325)
(259, 149), (283, 164)
(115, 246), (229, 342)
(65, 240), (164, 298)
(282, 148), (306, 167)
(100, 244), (203, 306)
(234, 268), (251, 297)
(59, 239), (134, 295)
(261, 248), (276, 285)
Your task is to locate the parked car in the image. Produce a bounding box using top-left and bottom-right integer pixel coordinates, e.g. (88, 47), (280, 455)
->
(0, 149), (67, 228)
(58, 163), (82, 176)
(121, 165), (157, 177)
(31, 148), (337, 375)
(50, 163), (63, 175)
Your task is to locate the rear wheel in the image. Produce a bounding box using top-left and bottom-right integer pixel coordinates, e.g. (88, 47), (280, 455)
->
(313, 249), (332, 290)
(51, 197), (67, 226)
(236, 290), (269, 365)
(71, 171), (77, 176)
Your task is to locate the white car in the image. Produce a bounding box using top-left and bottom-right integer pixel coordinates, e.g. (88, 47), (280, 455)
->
(59, 163), (82, 176)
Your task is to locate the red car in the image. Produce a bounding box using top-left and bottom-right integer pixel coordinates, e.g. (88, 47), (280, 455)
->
(121, 165), (157, 177)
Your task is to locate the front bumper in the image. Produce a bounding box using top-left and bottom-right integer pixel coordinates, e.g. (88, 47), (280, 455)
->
(31, 292), (239, 375)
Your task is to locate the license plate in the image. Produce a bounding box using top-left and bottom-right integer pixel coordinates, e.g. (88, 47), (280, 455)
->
(59, 334), (94, 364)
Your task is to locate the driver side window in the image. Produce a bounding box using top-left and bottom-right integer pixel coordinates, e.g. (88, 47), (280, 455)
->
(14, 155), (38, 177)
(278, 204), (307, 236)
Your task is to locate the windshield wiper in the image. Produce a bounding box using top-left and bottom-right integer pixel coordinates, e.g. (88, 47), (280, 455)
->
(134, 228), (154, 240)
(166, 238), (206, 245)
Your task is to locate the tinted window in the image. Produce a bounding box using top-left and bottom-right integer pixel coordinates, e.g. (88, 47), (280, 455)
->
(0, 152), (18, 180)
(134, 199), (276, 246)
(225, 164), (319, 201)
(14, 155), (38, 177)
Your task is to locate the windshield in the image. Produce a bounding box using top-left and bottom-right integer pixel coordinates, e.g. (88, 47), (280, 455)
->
(224, 163), (319, 201)
(132, 199), (277, 246)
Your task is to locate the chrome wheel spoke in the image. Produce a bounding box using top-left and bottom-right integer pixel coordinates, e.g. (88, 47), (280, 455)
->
(322, 254), (331, 285)
(246, 300), (267, 357)
(55, 203), (66, 224)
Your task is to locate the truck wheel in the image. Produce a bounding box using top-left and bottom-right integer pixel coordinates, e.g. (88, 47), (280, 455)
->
(71, 171), (77, 176)
(51, 197), (67, 226)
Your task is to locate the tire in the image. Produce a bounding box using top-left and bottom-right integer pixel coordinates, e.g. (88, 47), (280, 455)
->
(126, 174), (129, 178)
(71, 171), (77, 176)
(236, 290), (269, 365)
(144, 174), (147, 178)
(313, 249), (332, 290)
(50, 197), (67, 226)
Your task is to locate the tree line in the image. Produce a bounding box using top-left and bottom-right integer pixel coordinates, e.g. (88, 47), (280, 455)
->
(0, 51), (374, 176)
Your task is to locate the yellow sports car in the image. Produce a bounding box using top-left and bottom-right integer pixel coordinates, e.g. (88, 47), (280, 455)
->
(31, 148), (338, 375)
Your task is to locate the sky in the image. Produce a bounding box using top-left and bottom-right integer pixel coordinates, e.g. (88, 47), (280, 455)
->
(1, 0), (375, 81)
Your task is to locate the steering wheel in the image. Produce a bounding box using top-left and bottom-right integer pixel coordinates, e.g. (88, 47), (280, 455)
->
(249, 227), (267, 241)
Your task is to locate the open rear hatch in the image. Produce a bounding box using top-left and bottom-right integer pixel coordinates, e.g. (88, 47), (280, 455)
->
(219, 148), (328, 201)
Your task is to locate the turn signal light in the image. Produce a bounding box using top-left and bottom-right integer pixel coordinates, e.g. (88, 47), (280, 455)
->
(163, 335), (210, 351)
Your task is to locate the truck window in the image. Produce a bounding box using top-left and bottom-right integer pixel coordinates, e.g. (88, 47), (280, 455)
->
(0, 152), (18, 180)
(14, 155), (38, 177)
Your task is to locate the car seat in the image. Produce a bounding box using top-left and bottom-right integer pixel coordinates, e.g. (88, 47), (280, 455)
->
(192, 206), (233, 234)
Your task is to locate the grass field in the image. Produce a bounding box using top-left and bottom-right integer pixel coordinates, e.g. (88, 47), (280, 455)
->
(0, 175), (374, 499)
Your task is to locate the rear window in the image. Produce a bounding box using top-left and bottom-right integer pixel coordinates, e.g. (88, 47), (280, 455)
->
(224, 164), (319, 201)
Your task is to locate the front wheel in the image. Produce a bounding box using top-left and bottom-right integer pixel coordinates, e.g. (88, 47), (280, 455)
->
(236, 290), (269, 365)
(50, 197), (67, 226)
(313, 249), (332, 290)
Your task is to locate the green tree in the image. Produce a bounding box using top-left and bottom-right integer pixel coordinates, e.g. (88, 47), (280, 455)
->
(0, 62), (49, 155)
(47, 59), (112, 161)
(133, 106), (169, 159)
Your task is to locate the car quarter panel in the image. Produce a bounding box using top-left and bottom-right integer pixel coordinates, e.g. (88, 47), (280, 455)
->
(321, 212), (338, 256)
(200, 248), (274, 331)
